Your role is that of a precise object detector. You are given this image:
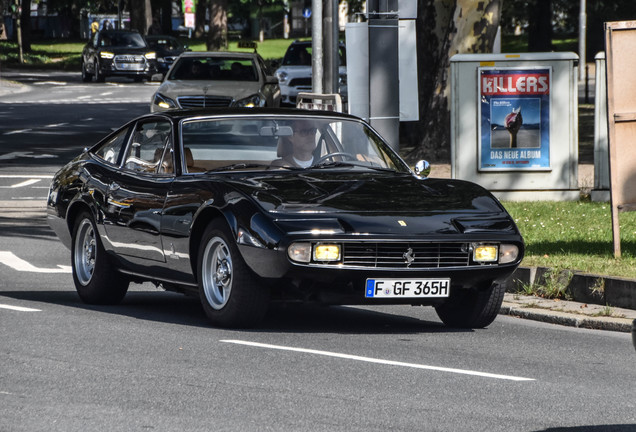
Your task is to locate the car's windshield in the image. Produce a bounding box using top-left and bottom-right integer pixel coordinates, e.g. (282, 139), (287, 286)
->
(147, 37), (182, 51)
(169, 57), (258, 81)
(100, 32), (147, 48)
(180, 116), (409, 174)
(281, 43), (346, 66)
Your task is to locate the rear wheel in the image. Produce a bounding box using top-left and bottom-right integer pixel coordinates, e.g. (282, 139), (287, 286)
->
(198, 221), (269, 328)
(434, 283), (505, 328)
(71, 211), (129, 304)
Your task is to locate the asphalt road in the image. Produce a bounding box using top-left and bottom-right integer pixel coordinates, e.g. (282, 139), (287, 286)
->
(1, 72), (635, 432)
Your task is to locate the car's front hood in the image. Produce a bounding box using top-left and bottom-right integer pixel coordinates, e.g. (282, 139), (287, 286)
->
(157, 80), (262, 100)
(225, 171), (518, 236)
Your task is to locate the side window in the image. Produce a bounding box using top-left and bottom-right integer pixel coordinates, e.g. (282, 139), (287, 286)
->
(123, 120), (172, 174)
(93, 127), (129, 165)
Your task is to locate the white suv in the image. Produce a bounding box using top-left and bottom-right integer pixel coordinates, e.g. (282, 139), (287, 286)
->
(274, 40), (347, 106)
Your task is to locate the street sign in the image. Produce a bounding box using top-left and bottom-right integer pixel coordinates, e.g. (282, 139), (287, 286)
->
(302, 8), (311, 19)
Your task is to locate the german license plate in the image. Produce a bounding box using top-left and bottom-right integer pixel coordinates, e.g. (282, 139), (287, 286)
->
(365, 278), (450, 298)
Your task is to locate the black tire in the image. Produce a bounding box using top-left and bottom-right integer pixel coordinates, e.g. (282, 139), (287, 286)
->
(71, 211), (129, 304)
(197, 221), (269, 328)
(81, 61), (93, 82)
(93, 60), (105, 83)
(434, 283), (505, 329)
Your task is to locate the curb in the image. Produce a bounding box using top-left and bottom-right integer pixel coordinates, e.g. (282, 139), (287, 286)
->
(500, 300), (634, 333)
(504, 266), (636, 310)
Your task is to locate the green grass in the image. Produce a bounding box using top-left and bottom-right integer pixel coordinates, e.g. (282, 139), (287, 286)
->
(503, 201), (636, 279)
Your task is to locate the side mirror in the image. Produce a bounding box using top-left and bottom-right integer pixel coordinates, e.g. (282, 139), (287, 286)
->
(414, 160), (431, 178)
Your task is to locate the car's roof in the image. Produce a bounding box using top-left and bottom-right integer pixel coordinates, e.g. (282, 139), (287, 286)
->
(178, 51), (260, 60)
(142, 107), (363, 122)
(145, 34), (177, 39)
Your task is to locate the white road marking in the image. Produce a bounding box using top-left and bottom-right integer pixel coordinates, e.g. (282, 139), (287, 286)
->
(220, 340), (535, 382)
(0, 251), (71, 274)
(0, 175), (52, 179)
(4, 129), (32, 135)
(0, 304), (41, 312)
(0, 151), (57, 160)
(8, 179), (40, 188)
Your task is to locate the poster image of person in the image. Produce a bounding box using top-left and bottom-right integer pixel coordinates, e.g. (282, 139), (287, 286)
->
(490, 98), (541, 149)
(479, 67), (551, 171)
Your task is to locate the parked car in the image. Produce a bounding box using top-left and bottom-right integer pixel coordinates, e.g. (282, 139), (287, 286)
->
(81, 29), (158, 83)
(144, 35), (188, 77)
(47, 108), (524, 328)
(274, 40), (347, 106)
(150, 52), (280, 112)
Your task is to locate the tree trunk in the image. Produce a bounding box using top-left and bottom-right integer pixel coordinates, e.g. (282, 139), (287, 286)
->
(194, 0), (207, 38)
(19, 0), (30, 52)
(207, 0), (227, 51)
(403, 0), (501, 164)
(527, 0), (552, 52)
(130, 0), (153, 34)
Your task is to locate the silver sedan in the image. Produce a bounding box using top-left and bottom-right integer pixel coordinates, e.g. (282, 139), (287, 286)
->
(151, 51), (280, 112)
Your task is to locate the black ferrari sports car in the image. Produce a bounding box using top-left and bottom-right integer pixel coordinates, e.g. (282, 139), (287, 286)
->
(47, 108), (524, 328)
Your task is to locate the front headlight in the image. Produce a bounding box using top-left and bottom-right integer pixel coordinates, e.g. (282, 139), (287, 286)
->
(152, 93), (178, 110)
(498, 244), (520, 264)
(234, 94), (265, 108)
(288, 242), (342, 263)
(145, 51), (156, 60)
(473, 244), (499, 263)
(471, 243), (520, 264)
(339, 74), (347, 86)
(100, 51), (115, 59)
(276, 71), (288, 84)
(313, 244), (341, 262)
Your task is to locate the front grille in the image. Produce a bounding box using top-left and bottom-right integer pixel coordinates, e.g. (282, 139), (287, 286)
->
(177, 96), (233, 108)
(289, 78), (312, 87)
(114, 55), (146, 71)
(341, 242), (474, 269)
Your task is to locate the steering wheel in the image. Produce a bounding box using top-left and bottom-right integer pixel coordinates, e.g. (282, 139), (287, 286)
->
(315, 152), (357, 164)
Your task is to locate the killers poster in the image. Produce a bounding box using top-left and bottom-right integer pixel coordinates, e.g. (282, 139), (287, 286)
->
(478, 67), (551, 171)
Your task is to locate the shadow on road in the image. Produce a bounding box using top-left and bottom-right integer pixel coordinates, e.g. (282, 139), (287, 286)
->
(1, 287), (466, 335)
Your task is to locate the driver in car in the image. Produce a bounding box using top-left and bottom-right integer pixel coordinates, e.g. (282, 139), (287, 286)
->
(271, 121), (318, 168)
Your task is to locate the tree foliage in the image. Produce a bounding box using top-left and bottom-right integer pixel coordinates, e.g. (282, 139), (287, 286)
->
(404, 0), (501, 163)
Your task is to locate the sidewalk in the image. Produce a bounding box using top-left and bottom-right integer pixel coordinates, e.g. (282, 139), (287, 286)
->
(501, 292), (636, 333)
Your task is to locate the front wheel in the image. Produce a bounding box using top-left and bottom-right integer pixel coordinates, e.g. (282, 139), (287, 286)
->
(71, 211), (129, 304)
(81, 61), (93, 82)
(198, 221), (269, 328)
(93, 60), (105, 83)
(434, 283), (505, 328)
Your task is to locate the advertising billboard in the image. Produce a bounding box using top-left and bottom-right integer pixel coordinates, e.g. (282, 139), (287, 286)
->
(478, 67), (551, 171)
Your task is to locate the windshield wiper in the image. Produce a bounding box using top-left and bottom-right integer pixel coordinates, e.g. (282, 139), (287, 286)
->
(311, 161), (397, 172)
(206, 163), (269, 173)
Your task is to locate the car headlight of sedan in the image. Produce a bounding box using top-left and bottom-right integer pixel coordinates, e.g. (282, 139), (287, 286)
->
(288, 242), (342, 263)
(145, 51), (157, 60)
(234, 94), (265, 108)
(152, 93), (178, 110)
(100, 51), (115, 59)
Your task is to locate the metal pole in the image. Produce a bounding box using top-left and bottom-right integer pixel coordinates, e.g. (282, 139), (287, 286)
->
(311, 0), (323, 94)
(579, 0), (586, 81)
